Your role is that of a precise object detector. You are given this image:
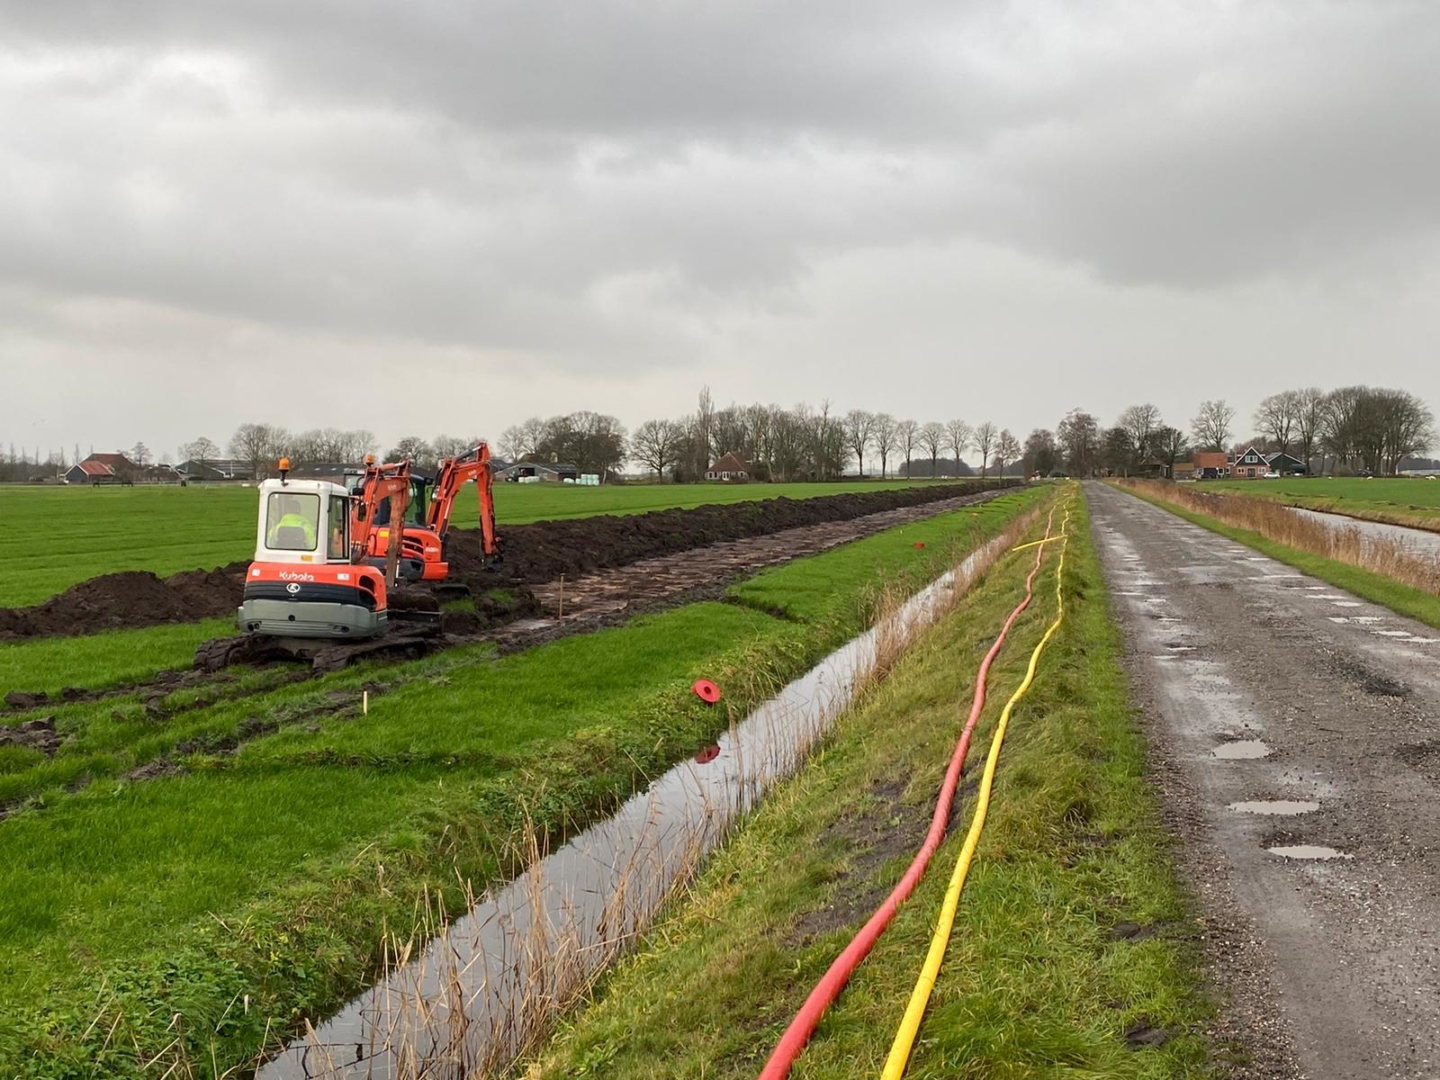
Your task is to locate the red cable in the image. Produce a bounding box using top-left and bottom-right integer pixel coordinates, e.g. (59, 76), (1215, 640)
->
(757, 509), (1057, 1080)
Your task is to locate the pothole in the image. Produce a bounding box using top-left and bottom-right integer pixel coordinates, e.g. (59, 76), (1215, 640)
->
(1228, 800), (1318, 815)
(1268, 845), (1351, 860)
(1214, 740), (1271, 759)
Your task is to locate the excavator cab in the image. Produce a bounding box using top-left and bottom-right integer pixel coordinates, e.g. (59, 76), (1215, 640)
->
(237, 474), (391, 639)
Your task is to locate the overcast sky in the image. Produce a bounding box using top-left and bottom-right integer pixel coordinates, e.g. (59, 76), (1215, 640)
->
(3, 0), (1438, 463)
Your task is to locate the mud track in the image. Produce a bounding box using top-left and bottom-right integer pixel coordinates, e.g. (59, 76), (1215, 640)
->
(1089, 481), (1440, 1079)
(0, 482), (1013, 642)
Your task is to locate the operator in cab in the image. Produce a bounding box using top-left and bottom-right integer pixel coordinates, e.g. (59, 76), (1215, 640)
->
(268, 494), (318, 549)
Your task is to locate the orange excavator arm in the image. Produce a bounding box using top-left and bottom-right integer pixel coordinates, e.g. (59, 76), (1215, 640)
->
(428, 442), (499, 561)
(351, 458), (413, 586)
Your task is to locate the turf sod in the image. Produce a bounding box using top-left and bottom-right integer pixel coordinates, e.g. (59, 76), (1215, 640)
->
(0, 479), (973, 606)
(0, 488), (1047, 1077)
(526, 489), (1214, 1078)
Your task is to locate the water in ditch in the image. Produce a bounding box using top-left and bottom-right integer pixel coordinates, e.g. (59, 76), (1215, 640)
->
(1286, 505), (1440, 560)
(259, 531), (1014, 1079)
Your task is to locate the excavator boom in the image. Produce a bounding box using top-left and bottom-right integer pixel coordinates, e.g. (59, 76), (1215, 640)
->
(427, 442), (500, 569)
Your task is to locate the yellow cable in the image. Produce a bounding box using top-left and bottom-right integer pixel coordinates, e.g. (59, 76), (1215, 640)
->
(1009, 535), (1064, 552)
(881, 503), (1072, 1080)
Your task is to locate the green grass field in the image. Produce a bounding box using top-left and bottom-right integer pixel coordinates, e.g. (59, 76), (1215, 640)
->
(528, 490), (1214, 1077)
(0, 488), (1047, 1077)
(1208, 475), (1440, 530)
(0, 479), (963, 607)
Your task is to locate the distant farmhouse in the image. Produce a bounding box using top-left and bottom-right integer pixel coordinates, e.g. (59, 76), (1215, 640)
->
(63, 452), (136, 485)
(705, 452), (751, 481)
(497, 461), (578, 483)
(176, 458), (254, 481)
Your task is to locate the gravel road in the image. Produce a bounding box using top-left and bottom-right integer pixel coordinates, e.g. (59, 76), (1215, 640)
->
(1088, 482), (1440, 1079)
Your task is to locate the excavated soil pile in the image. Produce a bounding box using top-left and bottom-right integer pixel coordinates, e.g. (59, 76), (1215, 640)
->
(0, 481), (1014, 641)
(0, 567), (247, 640)
(448, 480), (1012, 583)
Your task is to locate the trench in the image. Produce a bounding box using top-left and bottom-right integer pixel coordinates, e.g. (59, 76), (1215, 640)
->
(257, 528), (1020, 1080)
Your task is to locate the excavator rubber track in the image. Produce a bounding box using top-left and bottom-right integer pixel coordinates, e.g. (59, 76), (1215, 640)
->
(194, 619), (447, 674)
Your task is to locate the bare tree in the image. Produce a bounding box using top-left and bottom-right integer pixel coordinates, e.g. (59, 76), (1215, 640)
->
(843, 409), (876, 476)
(1190, 400), (1234, 453)
(1116, 404), (1161, 467)
(631, 418), (682, 480)
(129, 442), (150, 469)
(994, 429), (1021, 475)
(180, 436), (219, 470)
(919, 422), (946, 478)
(973, 421), (998, 477)
(1022, 429), (1058, 476)
(1056, 409), (1099, 476)
(432, 434), (482, 463)
(386, 436), (438, 470)
(694, 386), (718, 474)
(945, 420), (973, 478)
(499, 417), (545, 463)
(1254, 391), (1299, 456)
(1154, 426), (1186, 475)
(229, 423), (288, 480)
(897, 419), (919, 477)
(871, 413), (900, 478)
(1293, 387), (1325, 474)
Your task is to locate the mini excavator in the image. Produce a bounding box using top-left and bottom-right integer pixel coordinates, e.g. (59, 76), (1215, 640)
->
(196, 448), (500, 671)
(231, 455), (422, 642)
(357, 442), (501, 587)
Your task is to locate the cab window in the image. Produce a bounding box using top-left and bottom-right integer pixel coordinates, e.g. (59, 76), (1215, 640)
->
(265, 492), (320, 551)
(328, 495), (349, 560)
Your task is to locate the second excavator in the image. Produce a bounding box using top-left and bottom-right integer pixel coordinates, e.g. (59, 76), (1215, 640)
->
(357, 442), (501, 588)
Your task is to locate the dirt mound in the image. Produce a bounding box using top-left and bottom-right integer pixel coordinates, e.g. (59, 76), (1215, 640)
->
(448, 481), (1012, 583)
(0, 481), (1015, 643)
(0, 564), (247, 640)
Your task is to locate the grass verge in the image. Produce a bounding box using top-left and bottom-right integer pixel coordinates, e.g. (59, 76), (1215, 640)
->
(523, 490), (1214, 1078)
(0, 489), (1046, 1078)
(1115, 480), (1440, 631)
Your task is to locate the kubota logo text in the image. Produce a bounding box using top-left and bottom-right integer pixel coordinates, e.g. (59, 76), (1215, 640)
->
(278, 571), (315, 582)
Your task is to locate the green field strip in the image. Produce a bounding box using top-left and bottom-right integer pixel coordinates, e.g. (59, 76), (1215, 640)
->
(0, 480), (978, 607)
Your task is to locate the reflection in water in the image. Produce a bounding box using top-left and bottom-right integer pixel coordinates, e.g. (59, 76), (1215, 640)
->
(1268, 845), (1352, 860)
(1228, 800), (1319, 815)
(1287, 506), (1440, 560)
(259, 530), (1018, 1080)
(1213, 740), (1271, 759)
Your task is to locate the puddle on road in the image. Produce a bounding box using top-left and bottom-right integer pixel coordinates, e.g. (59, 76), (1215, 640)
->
(1268, 845), (1352, 860)
(1214, 740), (1271, 759)
(257, 532), (1016, 1080)
(1229, 800), (1319, 815)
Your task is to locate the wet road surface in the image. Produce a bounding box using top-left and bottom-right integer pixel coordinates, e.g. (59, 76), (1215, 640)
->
(1088, 482), (1440, 1079)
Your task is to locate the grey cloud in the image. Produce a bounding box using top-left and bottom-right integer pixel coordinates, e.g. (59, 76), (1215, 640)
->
(1, 0), (1438, 455)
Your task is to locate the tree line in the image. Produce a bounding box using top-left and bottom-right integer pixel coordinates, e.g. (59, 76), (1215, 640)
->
(502, 389), (1022, 483)
(1019, 385), (1435, 479)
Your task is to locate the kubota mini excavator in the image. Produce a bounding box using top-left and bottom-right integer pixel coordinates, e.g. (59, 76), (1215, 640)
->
(198, 457), (446, 671)
(235, 456), (418, 639)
